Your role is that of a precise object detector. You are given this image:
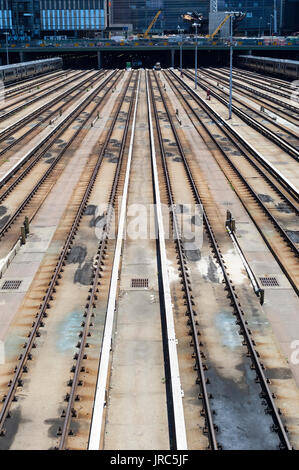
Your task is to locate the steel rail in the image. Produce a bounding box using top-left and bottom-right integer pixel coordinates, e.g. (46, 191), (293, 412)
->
(184, 69), (299, 161)
(0, 69), (100, 139)
(166, 70), (299, 296)
(0, 70), (85, 115)
(0, 70), (93, 121)
(58, 71), (138, 449)
(200, 67), (299, 114)
(153, 70), (293, 450)
(181, 71), (298, 203)
(0, 70), (133, 439)
(3, 67), (65, 89)
(148, 71), (218, 450)
(173, 71), (299, 209)
(0, 71), (119, 204)
(146, 70), (187, 450)
(213, 68), (292, 99)
(224, 68), (294, 94)
(3, 69), (69, 99)
(0, 71), (120, 238)
(228, 67), (294, 90)
(0, 70), (105, 158)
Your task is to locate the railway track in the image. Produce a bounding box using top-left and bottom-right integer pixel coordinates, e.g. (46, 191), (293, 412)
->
(225, 67), (295, 94)
(0, 69), (297, 450)
(164, 69), (299, 296)
(0, 69), (90, 121)
(0, 70), (121, 258)
(0, 69), (133, 444)
(227, 66), (295, 91)
(147, 69), (292, 449)
(57, 71), (139, 449)
(204, 67), (298, 107)
(3, 67), (65, 89)
(3, 69), (69, 100)
(198, 67), (299, 126)
(212, 67), (293, 100)
(0, 70), (105, 159)
(183, 69), (299, 160)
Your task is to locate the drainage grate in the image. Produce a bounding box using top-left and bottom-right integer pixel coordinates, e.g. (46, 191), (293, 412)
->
(2, 280), (22, 290)
(131, 278), (149, 288)
(259, 277), (279, 287)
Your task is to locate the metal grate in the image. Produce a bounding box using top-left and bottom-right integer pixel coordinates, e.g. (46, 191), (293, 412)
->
(131, 278), (149, 288)
(2, 280), (22, 290)
(259, 277), (279, 287)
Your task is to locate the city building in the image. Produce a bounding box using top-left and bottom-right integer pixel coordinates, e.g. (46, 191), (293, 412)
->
(109, 1), (210, 34)
(282, 0), (299, 34)
(0, 0), (107, 39)
(0, 0), (297, 38)
(218, 0), (283, 35)
(39, 0), (106, 37)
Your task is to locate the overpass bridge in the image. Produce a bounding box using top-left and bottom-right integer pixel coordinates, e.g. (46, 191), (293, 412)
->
(0, 39), (298, 68)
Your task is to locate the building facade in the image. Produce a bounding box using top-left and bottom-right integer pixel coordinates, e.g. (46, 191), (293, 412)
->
(282, 0), (299, 34)
(0, 0), (106, 38)
(40, 0), (106, 35)
(0, 1), (12, 31)
(0, 0), (297, 37)
(110, 0), (292, 35)
(110, 0), (210, 34)
(218, 0), (283, 35)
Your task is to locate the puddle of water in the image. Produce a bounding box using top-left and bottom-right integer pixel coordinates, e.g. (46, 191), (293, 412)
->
(56, 310), (82, 353)
(207, 362), (280, 450)
(2, 334), (26, 361)
(215, 311), (241, 350)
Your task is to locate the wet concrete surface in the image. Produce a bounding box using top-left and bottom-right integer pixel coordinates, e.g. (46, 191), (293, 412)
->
(84, 204), (97, 216)
(184, 248), (201, 262)
(285, 230), (299, 244)
(0, 406), (23, 450)
(207, 363), (280, 450)
(74, 259), (93, 285)
(89, 212), (105, 228)
(0, 214), (10, 229)
(276, 203), (294, 214)
(258, 194), (273, 203)
(66, 245), (87, 265)
(0, 206), (7, 217)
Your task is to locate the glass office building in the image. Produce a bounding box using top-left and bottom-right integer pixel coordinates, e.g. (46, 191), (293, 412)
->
(40, 0), (106, 33)
(282, 0), (299, 34)
(0, 0), (106, 37)
(219, 0), (283, 34)
(110, 0), (210, 33)
(111, 0), (290, 35)
(0, 0), (12, 30)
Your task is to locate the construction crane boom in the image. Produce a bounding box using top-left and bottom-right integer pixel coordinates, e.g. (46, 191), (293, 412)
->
(206, 13), (231, 38)
(143, 10), (162, 38)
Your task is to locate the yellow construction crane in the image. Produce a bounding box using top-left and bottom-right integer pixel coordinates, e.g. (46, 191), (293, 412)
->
(138, 10), (162, 38)
(206, 14), (231, 38)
